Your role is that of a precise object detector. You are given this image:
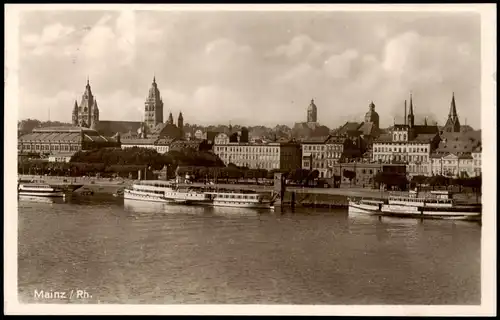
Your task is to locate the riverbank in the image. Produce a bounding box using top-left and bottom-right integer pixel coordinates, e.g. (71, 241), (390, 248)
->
(18, 174), (481, 205)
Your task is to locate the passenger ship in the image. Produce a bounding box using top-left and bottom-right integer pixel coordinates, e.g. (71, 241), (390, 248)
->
(18, 182), (66, 198)
(123, 180), (176, 203)
(204, 189), (275, 210)
(349, 189), (481, 221)
(164, 187), (213, 205)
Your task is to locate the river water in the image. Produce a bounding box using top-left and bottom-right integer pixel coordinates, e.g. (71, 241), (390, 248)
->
(18, 195), (481, 305)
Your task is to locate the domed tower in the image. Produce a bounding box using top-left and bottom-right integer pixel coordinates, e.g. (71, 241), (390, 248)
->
(364, 101), (379, 130)
(144, 76), (164, 131)
(72, 100), (78, 126)
(307, 99), (317, 123)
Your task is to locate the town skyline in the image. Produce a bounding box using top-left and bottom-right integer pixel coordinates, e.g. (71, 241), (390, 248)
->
(19, 10), (481, 128)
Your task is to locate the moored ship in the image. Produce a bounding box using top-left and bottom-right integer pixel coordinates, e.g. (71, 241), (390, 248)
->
(164, 187), (213, 205)
(18, 183), (66, 198)
(349, 189), (481, 221)
(204, 189), (275, 210)
(123, 180), (176, 203)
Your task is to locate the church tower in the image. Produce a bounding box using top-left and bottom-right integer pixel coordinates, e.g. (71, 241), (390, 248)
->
(144, 76), (164, 131)
(90, 98), (99, 130)
(167, 112), (174, 125)
(307, 99), (317, 123)
(177, 112), (184, 138)
(364, 101), (380, 130)
(407, 93), (415, 128)
(73, 77), (99, 128)
(443, 92), (461, 133)
(72, 100), (78, 126)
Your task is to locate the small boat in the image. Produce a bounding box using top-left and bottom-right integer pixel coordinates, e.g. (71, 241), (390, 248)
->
(112, 188), (124, 197)
(204, 189), (275, 210)
(18, 183), (66, 198)
(348, 189), (481, 221)
(123, 180), (176, 203)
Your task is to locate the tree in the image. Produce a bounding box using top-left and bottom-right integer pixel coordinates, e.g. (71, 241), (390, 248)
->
(343, 170), (356, 186)
(305, 169), (320, 186)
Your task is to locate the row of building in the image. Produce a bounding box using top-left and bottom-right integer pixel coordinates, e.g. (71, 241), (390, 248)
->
(18, 77), (481, 184)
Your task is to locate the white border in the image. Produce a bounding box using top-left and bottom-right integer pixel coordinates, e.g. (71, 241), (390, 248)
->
(4, 3), (497, 316)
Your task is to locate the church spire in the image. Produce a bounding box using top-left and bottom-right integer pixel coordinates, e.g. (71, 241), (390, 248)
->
(407, 92), (415, 128)
(449, 92), (458, 119)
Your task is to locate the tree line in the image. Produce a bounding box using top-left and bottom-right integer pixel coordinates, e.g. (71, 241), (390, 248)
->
(19, 147), (225, 178)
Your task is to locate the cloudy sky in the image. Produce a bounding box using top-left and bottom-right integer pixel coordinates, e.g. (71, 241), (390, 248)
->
(18, 9), (481, 129)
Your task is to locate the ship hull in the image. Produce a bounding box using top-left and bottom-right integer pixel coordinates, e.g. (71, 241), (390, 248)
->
(348, 202), (481, 221)
(212, 200), (274, 210)
(18, 191), (65, 198)
(123, 190), (174, 204)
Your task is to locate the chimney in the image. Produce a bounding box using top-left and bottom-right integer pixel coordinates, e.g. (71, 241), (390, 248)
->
(404, 100), (407, 125)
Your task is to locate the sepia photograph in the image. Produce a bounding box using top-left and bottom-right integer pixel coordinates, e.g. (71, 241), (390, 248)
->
(4, 3), (496, 316)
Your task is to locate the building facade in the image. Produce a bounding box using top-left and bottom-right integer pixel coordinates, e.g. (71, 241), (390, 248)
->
(430, 153), (475, 178)
(144, 76), (164, 131)
(472, 146), (482, 177)
(213, 133), (301, 171)
(372, 95), (440, 177)
(72, 78), (99, 129)
(18, 126), (119, 156)
(330, 163), (407, 187)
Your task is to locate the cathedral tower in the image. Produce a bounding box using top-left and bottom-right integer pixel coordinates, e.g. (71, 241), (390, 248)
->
(144, 76), (164, 131)
(72, 78), (99, 128)
(443, 92), (461, 133)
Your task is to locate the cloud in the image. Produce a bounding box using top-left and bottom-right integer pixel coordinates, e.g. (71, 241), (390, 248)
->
(324, 49), (360, 79)
(17, 11), (481, 129)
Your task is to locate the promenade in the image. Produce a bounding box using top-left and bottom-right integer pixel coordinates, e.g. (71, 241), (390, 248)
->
(18, 175), (480, 204)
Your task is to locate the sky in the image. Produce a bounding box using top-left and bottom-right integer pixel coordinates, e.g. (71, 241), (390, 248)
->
(17, 9), (482, 129)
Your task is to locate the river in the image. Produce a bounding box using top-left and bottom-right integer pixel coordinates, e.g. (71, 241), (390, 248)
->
(18, 195), (481, 305)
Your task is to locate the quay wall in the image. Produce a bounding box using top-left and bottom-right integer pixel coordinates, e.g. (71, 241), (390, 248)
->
(17, 175), (480, 206)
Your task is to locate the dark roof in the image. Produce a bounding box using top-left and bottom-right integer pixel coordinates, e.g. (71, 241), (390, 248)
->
(20, 128), (117, 144)
(413, 125), (439, 135)
(434, 132), (481, 154)
(20, 131), (81, 143)
(121, 137), (158, 145)
(374, 133), (392, 143)
(300, 136), (329, 144)
(335, 122), (363, 135)
(358, 122), (378, 136)
(96, 120), (143, 136)
(412, 133), (437, 142)
(325, 135), (348, 144)
(156, 137), (176, 145)
(33, 126), (92, 133)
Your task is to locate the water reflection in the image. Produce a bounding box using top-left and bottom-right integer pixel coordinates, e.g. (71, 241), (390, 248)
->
(210, 206), (263, 219)
(18, 197), (481, 305)
(123, 198), (210, 216)
(18, 195), (67, 205)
